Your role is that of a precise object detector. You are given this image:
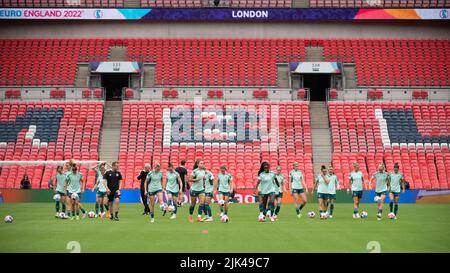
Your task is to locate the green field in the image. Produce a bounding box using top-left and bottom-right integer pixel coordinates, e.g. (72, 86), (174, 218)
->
(1, 203), (449, 253)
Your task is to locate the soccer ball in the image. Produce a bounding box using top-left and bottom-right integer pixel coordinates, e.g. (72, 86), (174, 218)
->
(168, 205), (175, 212)
(360, 211), (368, 218)
(388, 212), (396, 219)
(220, 215), (229, 223)
(59, 212), (67, 219)
(258, 214), (265, 222)
(70, 193), (79, 200)
(374, 196), (381, 203)
(88, 211), (96, 218)
(320, 212), (328, 220)
(4, 215), (13, 223)
(53, 194), (61, 202)
(218, 199), (225, 205)
(307, 211), (316, 218)
(160, 203), (168, 211)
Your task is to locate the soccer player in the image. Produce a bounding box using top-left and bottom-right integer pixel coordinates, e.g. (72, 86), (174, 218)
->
(289, 162), (308, 218)
(203, 168), (215, 222)
(91, 162), (109, 218)
(255, 162), (278, 222)
(188, 160), (208, 223)
(65, 164), (85, 220)
(371, 163), (390, 221)
(144, 163), (166, 223)
(137, 163), (151, 215)
(388, 163), (405, 219)
(217, 165), (234, 219)
(326, 165), (340, 219)
(65, 160), (87, 218)
(314, 165), (330, 219)
(104, 161), (123, 221)
(53, 165), (67, 218)
(175, 160), (188, 206)
(165, 163), (182, 219)
(349, 163), (366, 218)
(273, 166), (286, 220)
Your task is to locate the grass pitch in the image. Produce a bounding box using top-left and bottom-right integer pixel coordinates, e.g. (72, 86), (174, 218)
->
(1, 203), (449, 253)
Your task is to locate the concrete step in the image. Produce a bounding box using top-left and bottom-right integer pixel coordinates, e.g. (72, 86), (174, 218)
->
(305, 47), (324, 62)
(124, 0), (140, 8)
(99, 101), (123, 162)
(293, 0), (309, 7)
(108, 46), (128, 61)
(74, 63), (89, 87)
(310, 101), (332, 165)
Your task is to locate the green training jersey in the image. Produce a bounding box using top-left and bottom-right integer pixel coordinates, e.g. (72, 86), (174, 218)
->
(258, 171), (277, 195)
(327, 174), (339, 194)
(190, 168), (206, 192)
(218, 172), (233, 193)
(275, 174), (285, 193)
(316, 174), (329, 194)
(389, 172), (403, 193)
(55, 172), (67, 193)
(96, 170), (107, 192)
(204, 171), (215, 193)
(372, 171), (389, 193)
(289, 170), (303, 190)
(166, 171), (180, 193)
(66, 172), (83, 194)
(349, 171), (364, 191)
(147, 171), (163, 193)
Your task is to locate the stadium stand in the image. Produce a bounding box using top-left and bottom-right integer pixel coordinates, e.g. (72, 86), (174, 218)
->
(310, 0), (450, 7)
(0, 101), (103, 189)
(0, 39), (109, 86)
(322, 39), (450, 87)
(118, 101), (314, 189)
(2, 38), (449, 88)
(329, 102), (450, 190)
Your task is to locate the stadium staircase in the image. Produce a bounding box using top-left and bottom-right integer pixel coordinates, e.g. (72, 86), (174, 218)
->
(310, 101), (332, 174)
(343, 64), (357, 89)
(109, 46), (128, 61)
(305, 46), (324, 62)
(124, 0), (141, 7)
(293, 0), (310, 7)
(99, 101), (122, 163)
(75, 64), (89, 88)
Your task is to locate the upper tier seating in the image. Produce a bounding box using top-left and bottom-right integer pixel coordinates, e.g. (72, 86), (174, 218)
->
(0, 39), (109, 86)
(329, 102), (450, 190)
(0, 101), (103, 189)
(118, 101), (313, 189)
(1, 38), (449, 87)
(310, 0), (450, 8)
(323, 39), (450, 86)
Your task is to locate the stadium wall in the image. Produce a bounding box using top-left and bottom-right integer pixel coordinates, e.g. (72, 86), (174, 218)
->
(0, 189), (427, 204)
(1, 21), (450, 39)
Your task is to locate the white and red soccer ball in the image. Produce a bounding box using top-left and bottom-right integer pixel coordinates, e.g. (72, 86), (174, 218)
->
(220, 215), (229, 223)
(88, 211), (96, 218)
(388, 212), (396, 219)
(4, 215), (13, 223)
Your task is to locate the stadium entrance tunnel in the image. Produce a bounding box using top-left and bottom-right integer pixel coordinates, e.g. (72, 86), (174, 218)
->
(101, 73), (130, 100)
(303, 73), (331, 101)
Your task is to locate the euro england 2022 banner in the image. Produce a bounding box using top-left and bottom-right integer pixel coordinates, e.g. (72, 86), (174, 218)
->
(0, 8), (449, 21)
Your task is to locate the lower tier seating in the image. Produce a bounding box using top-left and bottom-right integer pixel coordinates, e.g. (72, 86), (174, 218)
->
(0, 101), (103, 189)
(118, 101), (314, 189)
(329, 102), (450, 189)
